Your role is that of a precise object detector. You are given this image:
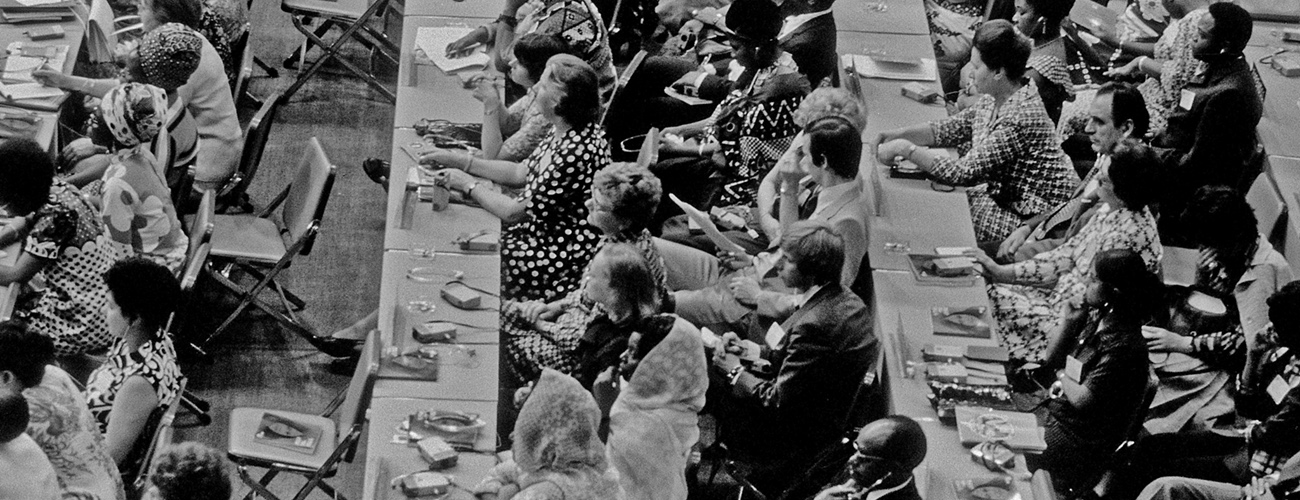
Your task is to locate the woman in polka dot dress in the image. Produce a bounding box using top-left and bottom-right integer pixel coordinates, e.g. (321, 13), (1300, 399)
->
(428, 53), (610, 370)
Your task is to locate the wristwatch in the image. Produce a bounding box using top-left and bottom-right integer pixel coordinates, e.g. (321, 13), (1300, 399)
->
(463, 181), (482, 196)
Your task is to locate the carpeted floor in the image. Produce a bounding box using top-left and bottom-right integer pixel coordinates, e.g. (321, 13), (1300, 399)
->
(169, 1), (400, 498)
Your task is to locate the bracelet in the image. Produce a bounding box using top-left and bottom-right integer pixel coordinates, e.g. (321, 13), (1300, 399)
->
(728, 365), (744, 385)
(698, 142), (707, 157)
(465, 155), (474, 175)
(463, 181), (481, 196)
(906, 144), (918, 162)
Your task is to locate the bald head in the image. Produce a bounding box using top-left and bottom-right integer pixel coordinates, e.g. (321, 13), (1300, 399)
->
(855, 416), (927, 470)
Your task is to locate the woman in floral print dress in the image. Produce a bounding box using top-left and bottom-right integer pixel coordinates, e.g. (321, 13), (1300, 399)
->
(971, 142), (1163, 364)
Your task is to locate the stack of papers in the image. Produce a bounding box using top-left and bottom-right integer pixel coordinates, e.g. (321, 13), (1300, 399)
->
(0, 82), (60, 100)
(841, 54), (938, 81)
(414, 26), (489, 73)
(3, 42), (68, 83)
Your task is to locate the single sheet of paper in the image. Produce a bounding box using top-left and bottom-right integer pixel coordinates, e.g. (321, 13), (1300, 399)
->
(14, 0), (67, 6)
(1064, 355), (1084, 382)
(0, 82), (62, 100)
(669, 193), (747, 255)
(841, 54), (938, 81)
(414, 26), (489, 73)
(663, 86), (712, 105)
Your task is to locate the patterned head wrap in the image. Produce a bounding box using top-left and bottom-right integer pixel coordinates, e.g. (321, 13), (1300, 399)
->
(138, 23), (202, 91)
(100, 83), (168, 147)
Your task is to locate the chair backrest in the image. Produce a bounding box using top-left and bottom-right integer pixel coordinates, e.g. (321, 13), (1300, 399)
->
(231, 26), (253, 100)
(335, 329), (381, 460)
(1248, 169), (1287, 248)
(181, 190), (215, 290)
(170, 166), (195, 211)
(599, 49), (647, 127)
(124, 378), (185, 497)
(281, 137), (337, 255)
(222, 91), (283, 203)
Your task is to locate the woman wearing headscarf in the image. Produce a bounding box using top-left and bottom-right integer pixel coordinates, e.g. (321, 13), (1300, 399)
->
(90, 83), (189, 273)
(472, 369), (624, 500)
(597, 301), (708, 500)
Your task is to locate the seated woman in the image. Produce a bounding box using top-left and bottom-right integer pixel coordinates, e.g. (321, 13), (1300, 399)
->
(60, 23), (204, 197)
(144, 442), (233, 500)
(35, 0), (242, 193)
(593, 263), (707, 500)
(504, 164), (668, 387)
(877, 20), (1078, 242)
(0, 321), (124, 500)
(1031, 248), (1161, 496)
(85, 257), (183, 466)
(1014, 0), (1076, 123)
(0, 139), (118, 357)
(199, 0), (247, 87)
(1058, 0), (1214, 138)
(89, 83), (189, 273)
(1141, 185), (1292, 434)
(475, 33), (569, 163)
(446, 0), (615, 106)
(471, 369), (622, 500)
(427, 54), (608, 449)
(0, 392), (62, 500)
(651, 0), (809, 228)
(971, 141), (1162, 364)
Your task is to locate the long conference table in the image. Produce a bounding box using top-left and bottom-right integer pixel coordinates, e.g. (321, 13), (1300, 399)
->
(362, 0), (1300, 497)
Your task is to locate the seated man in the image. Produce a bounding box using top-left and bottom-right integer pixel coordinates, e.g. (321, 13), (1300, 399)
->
(1153, 2), (1262, 242)
(813, 416), (927, 500)
(665, 115), (867, 329)
(710, 221), (877, 494)
(990, 82), (1150, 263)
(1118, 281), (1300, 495)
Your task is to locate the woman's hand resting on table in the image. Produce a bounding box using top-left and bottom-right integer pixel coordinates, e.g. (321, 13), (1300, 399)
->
(445, 27), (490, 59)
(875, 138), (917, 166)
(968, 248), (1014, 283)
(1142, 325), (1193, 353)
(419, 147), (468, 171)
(31, 66), (74, 90)
(430, 168), (476, 193)
(509, 300), (561, 324)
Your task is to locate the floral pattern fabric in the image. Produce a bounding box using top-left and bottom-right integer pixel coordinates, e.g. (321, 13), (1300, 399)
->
(200, 0), (248, 86)
(990, 205), (1162, 363)
(23, 366), (124, 500)
(17, 180), (120, 357)
(100, 149), (189, 272)
(85, 335), (182, 432)
(928, 81), (1078, 242)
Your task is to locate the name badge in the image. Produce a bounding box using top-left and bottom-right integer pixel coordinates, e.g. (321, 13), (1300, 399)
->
(1179, 89), (1196, 111)
(1065, 355), (1084, 382)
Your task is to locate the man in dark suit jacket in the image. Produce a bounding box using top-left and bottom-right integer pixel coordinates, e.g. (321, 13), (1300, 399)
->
(1154, 2), (1261, 241)
(712, 220), (877, 494)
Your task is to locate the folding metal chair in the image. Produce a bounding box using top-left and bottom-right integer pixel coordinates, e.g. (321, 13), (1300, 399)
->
(279, 0), (399, 103)
(198, 137), (337, 351)
(122, 378), (184, 499)
(217, 91), (283, 213)
(227, 329), (380, 500)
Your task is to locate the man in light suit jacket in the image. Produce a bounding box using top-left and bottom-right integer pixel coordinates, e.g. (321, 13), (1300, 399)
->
(666, 115), (870, 329)
(712, 220), (878, 494)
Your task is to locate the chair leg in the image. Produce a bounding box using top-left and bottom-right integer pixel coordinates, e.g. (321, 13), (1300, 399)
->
(238, 466), (282, 500)
(253, 56), (280, 78)
(280, 0), (396, 103)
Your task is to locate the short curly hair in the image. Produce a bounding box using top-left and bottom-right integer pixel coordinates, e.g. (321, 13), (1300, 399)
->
(105, 257), (180, 335)
(1181, 185), (1257, 250)
(546, 54), (601, 129)
(149, 442), (232, 500)
(591, 162), (662, 233)
(0, 138), (54, 216)
(0, 320), (52, 389)
(793, 87), (867, 131)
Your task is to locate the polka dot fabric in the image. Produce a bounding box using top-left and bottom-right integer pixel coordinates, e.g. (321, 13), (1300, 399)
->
(138, 23), (202, 92)
(500, 123), (608, 303)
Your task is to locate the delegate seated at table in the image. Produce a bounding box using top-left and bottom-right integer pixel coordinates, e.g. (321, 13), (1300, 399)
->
(666, 115), (867, 330)
(990, 82), (1150, 263)
(811, 416), (927, 500)
(445, 0), (616, 106)
(1140, 186), (1291, 435)
(709, 221), (876, 495)
(971, 141), (1162, 364)
(34, 0), (242, 193)
(1118, 282), (1300, 496)
(0, 139), (118, 358)
(876, 20), (1078, 243)
(1031, 249), (1157, 496)
(1151, 3), (1262, 242)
